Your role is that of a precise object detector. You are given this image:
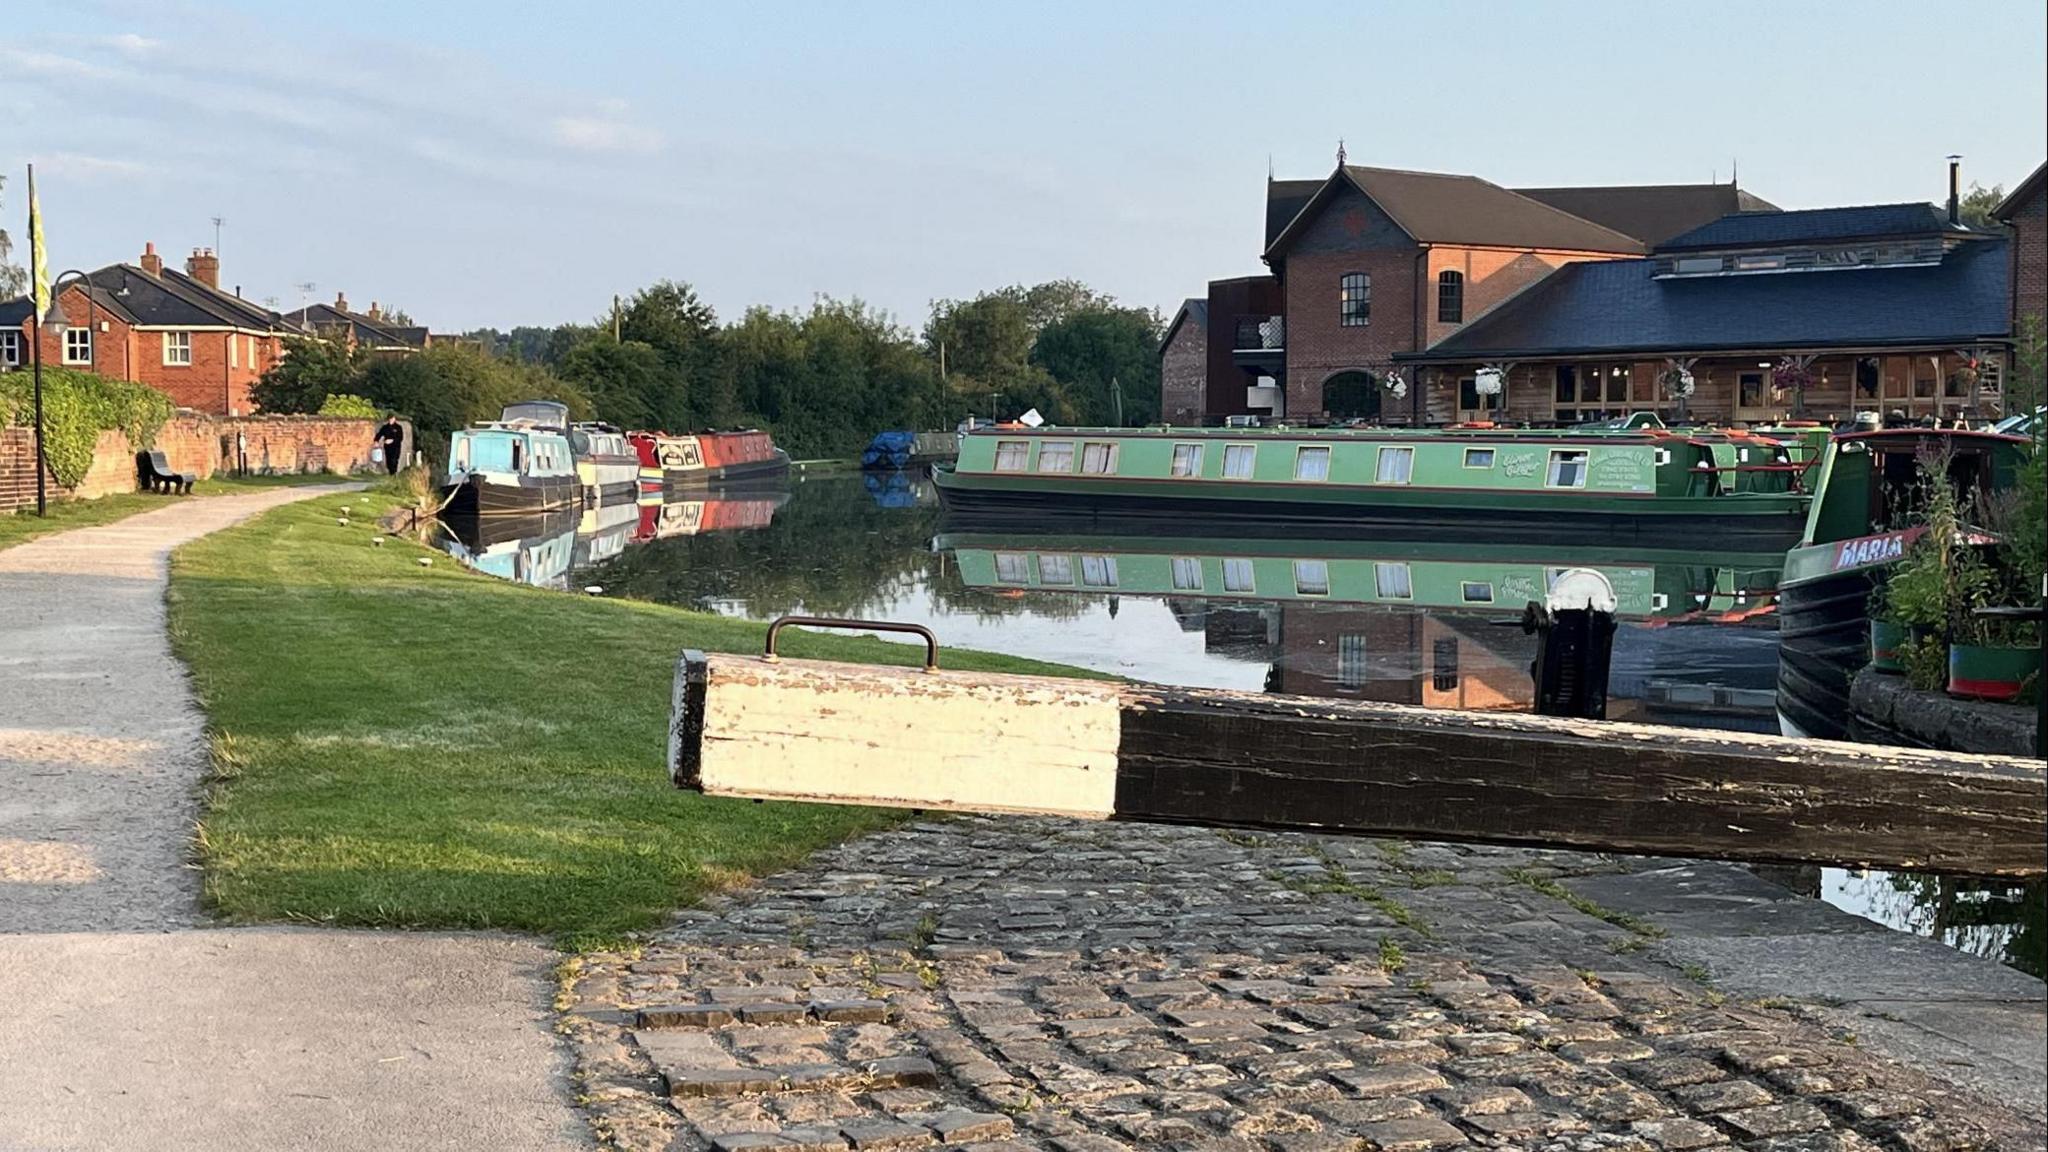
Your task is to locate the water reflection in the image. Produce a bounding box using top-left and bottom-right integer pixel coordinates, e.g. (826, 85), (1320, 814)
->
(433, 472), (2039, 974)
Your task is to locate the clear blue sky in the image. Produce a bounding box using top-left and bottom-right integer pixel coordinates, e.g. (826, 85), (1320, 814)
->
(3, 0), (2043, 332)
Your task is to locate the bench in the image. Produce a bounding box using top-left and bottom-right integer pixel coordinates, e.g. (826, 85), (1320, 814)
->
(136, 450), (197, 494)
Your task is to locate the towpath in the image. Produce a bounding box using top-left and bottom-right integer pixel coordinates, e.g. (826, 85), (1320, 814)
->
(0, 489), (585, 1151)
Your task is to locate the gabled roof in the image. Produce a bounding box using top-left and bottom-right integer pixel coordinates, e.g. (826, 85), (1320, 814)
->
(1402, 236), (2011, 361)
(286, 302), (427, 350)
(0, 282), (140, 327)
(1658, 203), (1975, 251)
(1264, 166), (1647, 260)
(2, 265), (288, 332)
(1992, 162), (2046, 222)
(1160, 298), (1208, 354)
(1264, 179), (1323, 248)
(1512, 184), (1778, 246)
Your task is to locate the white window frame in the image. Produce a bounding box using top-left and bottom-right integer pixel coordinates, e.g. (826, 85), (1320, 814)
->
(1221, 443), (1257, 480)
(230, 334), (239, 368)
(1293, 559), (1330, 596)
(994, 552), (1031, 584)
(1374, 446), (1414, 485)
(1373, 561), (1413, 600)
(1170, 557), (1203, 591)
(1036, 441), (1076, 473)
(1294, 445), (1331, 482)
(1460, 581), (1495, 604)
(1546, 449), (1590, 489)
(1221, 557), (1256, 593)
(0, 330), (19, 366)
(1169, 443), (1204, 478)
(1079, 554), (1118, 588)
(1036, 554), (1074, 585)
(992, 440), (1029, 472)
(1462, 447), (1495, 469)
(63, 327), (93, 365)
(162, 331), (193, 366)
(1079, 442), (1118, 475)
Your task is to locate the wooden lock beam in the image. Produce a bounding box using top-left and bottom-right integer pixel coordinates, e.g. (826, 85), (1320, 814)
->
(670, 650), (2047, 877)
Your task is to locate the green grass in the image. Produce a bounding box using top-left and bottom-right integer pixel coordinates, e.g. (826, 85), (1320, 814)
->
(168, 487), (1098, 949)
(1505, 867), (1669, 940)
(0, 472), (349, 550)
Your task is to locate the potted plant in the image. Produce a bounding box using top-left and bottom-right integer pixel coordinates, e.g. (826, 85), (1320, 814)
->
(1882, 539), (1950, 690)
(1949, 484), (2044, 702)
(1865, 581), (1907, 674)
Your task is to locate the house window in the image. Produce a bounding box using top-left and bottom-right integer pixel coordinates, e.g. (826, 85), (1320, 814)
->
(1432, 638), (1460, 692)
(1556, 364), (1630, 419)
(1169, 443), (1204, 477)
(163, 331), (192, 366)
(1080, 555), (1118, 587)
(1855, 358), (1881, 400)
(1336, 635), (1368, 690)
(1734, 253), (1786, 271)
(994, 552), (1031, 583)
(1739, 372), (1767, 409)
(1374, 562), (1413, 599)
(63, 328), (93, 365)
(1037, 554), (1074, 584)
(1293, 560), (1330, 596)
(1080, 442), (1118, 475)
(1673, 256), (1723, 275)
(1170, 557), (1203, 591)
(1547, 450), (1589, 488)
(1463, 448), (1495, 469)
(1374, 446), (1413, 484)
(230, 334), (239, 368)
(992, 441), (1029, 471)
(0, 330), (19, 366)
(1037, 441), (1075, 472)
(1294, 446), (1331, 481)
(1437, 270), (1464, 323)
(1222, 557), (1255, 593)
(1340, 272), (1370, 327)
(1460, 581), (1494, 604)
(1221, 444), (1257, 480)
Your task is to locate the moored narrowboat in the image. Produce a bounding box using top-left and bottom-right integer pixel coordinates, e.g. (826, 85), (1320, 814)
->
(441, 407), (578, 517)
(631, 491), (790, 542)
(571, 422), (643, 505)
(629, 430), (791, 488)
(932, 418), (1811, 545)
(1774, 427), (2031, 740)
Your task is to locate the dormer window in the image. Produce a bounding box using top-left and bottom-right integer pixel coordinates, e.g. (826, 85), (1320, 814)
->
(1672, 256), (1723, 275)
(1734, 253), (1785, 271)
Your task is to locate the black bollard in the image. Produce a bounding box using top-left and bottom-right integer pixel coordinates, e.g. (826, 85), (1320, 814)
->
(1523, 569), (1619, 720)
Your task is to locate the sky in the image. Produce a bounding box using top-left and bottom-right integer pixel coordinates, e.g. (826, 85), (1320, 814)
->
(2, 0), (2043, 334)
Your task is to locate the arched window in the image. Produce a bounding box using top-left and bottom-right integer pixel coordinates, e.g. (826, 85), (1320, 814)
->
(1339, 273), (1370, 327)
(1322, 371), (1380, 421)
(1437, 270), (1464, 324)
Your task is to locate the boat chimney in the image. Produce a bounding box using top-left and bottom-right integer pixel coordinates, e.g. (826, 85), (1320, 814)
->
(1947, 155), (1962, 226)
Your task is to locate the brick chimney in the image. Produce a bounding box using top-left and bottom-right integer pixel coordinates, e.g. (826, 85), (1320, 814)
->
(186, 247), (220, 289)
(140, 242), (163, 277)
(367, 301), (383, 322)
(335, 291), (350, 313)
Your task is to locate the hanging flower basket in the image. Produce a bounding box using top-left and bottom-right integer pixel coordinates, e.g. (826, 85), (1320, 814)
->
(1380, 370), (1408, 400)
(1474, 368), (1504, 397)
(1657, 363), (1695, 399)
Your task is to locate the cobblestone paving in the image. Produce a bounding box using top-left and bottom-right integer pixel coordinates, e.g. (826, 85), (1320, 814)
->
(562, 818), (2034, 1152)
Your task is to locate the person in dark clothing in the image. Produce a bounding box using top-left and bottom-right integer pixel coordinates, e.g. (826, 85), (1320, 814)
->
(373, 416), (406, 475)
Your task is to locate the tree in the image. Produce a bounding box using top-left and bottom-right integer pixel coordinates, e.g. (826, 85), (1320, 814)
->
(356, 344), (591, 465)
(381, 306), (416, 327)
(557, 338), (667, 430)
(1958, 182), (2006, 231)
(0, 174), (24, 298)
(251, 335), (368, 414)
(1031, 306), (1163, 425)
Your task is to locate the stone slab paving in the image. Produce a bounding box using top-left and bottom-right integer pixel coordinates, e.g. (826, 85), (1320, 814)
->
(563, 818), (2042, 1152)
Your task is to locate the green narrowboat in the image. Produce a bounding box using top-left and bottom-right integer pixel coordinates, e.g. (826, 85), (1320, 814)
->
(938, 531), (1782, 624)
(1774, 427), (2032, 740)
(932, 418), (1811, 545)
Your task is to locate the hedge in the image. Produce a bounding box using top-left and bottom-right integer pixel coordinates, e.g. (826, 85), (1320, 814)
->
(0, 368), (175, 488)
(317, 392), (382, 418)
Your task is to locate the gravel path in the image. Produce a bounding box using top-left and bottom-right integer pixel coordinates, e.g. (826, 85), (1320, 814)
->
(0, 489), (585, 1151)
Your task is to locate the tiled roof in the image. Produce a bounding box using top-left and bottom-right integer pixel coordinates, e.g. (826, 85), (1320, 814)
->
(1266, 167), (1646, 259)
(286, 302), (427, 349)
(1658, 203), (1971, 251)
(1263, 179), (1323, 247)
(1403, 236), (2011, 361)
(1161, 298), (1207, 352)
(1513, 184), (1778, 246)
(1993, 162), (2046, 222)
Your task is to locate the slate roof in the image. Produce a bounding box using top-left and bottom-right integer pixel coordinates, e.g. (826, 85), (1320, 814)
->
(1265, 167), (1646, 259)
(286, 302), (428, 349)
(1401, 236), (2011, 361)
(1264, 179), (1323, 247)
(1160, 298), (1208, 353)
(2, 265), (288, 332)
(1993, 162), (2046, 222)
(1512, 184), (1778, 246)
(1658, 203), (1973, 251)
(0, 285), (139, 328)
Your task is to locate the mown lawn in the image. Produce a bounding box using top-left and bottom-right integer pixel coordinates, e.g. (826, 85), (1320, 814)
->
(168, 487), (1094, 948)
(0, 472), (348, 550)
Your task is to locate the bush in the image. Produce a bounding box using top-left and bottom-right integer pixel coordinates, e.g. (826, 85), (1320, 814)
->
(317, 393), (381, 418)
(0, 368), (174, 487)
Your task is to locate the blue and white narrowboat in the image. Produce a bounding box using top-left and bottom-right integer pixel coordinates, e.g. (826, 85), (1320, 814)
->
(441, 402), (580, 516)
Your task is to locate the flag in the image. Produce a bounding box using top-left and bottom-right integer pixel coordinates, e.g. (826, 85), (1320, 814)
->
(28, 164), (49, 321)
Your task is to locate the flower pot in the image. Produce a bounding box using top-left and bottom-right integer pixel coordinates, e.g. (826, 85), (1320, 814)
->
(1946, 643), (2038, 702)
(1869, 619), (1906, 673)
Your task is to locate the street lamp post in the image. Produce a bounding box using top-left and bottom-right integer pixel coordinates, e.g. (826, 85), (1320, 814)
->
(33, 271), (97, 517)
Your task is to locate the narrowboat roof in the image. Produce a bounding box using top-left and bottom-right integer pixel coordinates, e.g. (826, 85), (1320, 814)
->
(1832, 427), (2031, 447)
(963, 424), (1686, 444)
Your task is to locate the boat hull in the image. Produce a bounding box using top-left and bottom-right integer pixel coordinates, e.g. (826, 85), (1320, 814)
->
(645, 450), (792, 489)
(1773, 567), (1876, 742)
(439, 472), (579, 517)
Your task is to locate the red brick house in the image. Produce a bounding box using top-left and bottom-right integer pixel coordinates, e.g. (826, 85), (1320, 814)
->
(1993, 161), (2046, 335)
(285, 293), (431, 356)
(1, 243), (298, 415)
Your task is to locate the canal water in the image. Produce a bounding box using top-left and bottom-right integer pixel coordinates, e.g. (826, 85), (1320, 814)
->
(437, 471), (2042, 977)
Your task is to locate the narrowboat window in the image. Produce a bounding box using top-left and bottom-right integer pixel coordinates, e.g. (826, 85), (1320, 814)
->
(1374, 562), (1413, 599)
(1080, 555), (1118, 587)
(993, 441), (1029, 471)
(1546, 450), (1589, 488)
(1169, 443), (1205, 477)
(1037, 554), (1074, 584)
(511, 442), (524, 471)
(454, 438), (470, 470)
(994, 552), (1031, 583)
(1336, 635), (1368, 690)
(1374, 446), (1414, 484)
(1460, 581), (1494, 603)
(1222, 558), (1255, 593)
(1170, 557), (1204, 591)
(1221, 444), (1257, 480)
(1463, 448), (1494, 469)
(1037, 441), (1076, 472)
(1080, 442), (1118, 475)
(1293, 560), (1330, 596)
(1294, 446), (1331, 482)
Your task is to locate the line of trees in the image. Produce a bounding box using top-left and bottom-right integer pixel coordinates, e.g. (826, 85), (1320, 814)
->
(255, 278), (1163, 461)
